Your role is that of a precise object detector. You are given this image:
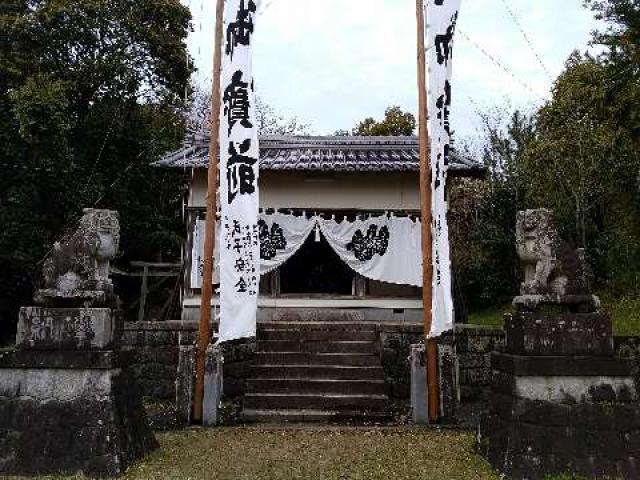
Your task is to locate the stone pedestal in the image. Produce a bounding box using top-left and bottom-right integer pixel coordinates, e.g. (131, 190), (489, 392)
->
(0, 307), (158, 478)
(479, 308), (640, 479)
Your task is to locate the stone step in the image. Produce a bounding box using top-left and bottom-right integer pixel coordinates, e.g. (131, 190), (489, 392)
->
(250, 365), (385, 380)
(254, 352), (380, 367)
(246, 378), (387, 396)
(243, 393), (387, 411)
(258, 340), (377, 354)
(258, 328), (377, 342)
(259, 321), (377, 332)
(240, 408), (389, 424)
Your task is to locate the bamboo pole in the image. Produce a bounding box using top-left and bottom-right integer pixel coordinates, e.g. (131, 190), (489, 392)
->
(194, 0), (225, 424)
(416, 0), (440, 423)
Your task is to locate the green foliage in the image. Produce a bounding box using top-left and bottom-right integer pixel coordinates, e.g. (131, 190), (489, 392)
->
(522, 53), (640, 293)
(458, 1), (640, 315)
(450, 110), (535, 313)
(353, 106), (416, 136)
(587, 0), (640, 140)
(0, 0), (192, 342)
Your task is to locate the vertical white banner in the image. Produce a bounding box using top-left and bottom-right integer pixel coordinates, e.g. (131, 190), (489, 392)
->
(218, 0), (261, 342)
(425, 0), (460, 337)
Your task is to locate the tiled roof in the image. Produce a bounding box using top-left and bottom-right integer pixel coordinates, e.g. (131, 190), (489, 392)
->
(153, 132), (486, 177)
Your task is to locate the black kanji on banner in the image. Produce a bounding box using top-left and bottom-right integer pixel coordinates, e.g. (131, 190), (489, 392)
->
(227, 139), (257, 204)
(347, 225), (390, 262)
(224, 71), (253, 135)
(226, 0), (257, 59)
(435, 12), (458, 65)
(258, 220), (287, 260)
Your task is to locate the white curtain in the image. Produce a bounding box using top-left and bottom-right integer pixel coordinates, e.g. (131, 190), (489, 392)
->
(190, 219), (220, 290)
(193, 214), (423, 290)
(259, 213), (317, 274)
(424, 0), (461, 337)
(191, 214), (316, 287)
(318, 215), (422, 287)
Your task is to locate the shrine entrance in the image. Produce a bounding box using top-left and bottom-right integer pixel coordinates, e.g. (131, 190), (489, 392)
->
(279, 232), (354, 296)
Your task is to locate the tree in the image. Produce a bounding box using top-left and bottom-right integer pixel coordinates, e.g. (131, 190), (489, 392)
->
(587, 0), (640, 143)
(0, 0), (192, 342)
(450, 109), (535, 312)
(352, 106), (416, 136)
(522, 52), (639, 291)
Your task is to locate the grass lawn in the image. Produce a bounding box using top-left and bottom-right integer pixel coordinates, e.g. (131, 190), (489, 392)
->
(6, 427), (499, 480)
(467, 294), (640, 336)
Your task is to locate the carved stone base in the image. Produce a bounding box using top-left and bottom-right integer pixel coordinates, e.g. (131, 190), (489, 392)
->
(17, 306), (121, 350)
(0, 351), (158, 478)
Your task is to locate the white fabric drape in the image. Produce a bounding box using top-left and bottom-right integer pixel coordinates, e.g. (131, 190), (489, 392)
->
(192, 214), (423, 289)
(190, 219), (220, 290)
(318, 215), (422, 287)
(259, 213), (317, 275)
(218, 0), (262, 342)
(425, 0), (461, 337)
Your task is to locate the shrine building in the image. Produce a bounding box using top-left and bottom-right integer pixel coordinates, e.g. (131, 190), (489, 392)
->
(155, 133), (485, 324)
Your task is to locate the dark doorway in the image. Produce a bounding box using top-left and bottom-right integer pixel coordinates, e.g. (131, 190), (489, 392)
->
(280, 232), (354, 295)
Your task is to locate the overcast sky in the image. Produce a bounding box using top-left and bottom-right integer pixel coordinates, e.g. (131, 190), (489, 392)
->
(183, 0), (599, 139)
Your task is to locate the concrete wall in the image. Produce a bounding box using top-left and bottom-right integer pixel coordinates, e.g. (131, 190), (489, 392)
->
(189, 170), (421, 210)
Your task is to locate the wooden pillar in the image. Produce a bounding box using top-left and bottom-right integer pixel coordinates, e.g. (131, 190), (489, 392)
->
(194, 0), (225, 424)
(416, 0), (441, 423)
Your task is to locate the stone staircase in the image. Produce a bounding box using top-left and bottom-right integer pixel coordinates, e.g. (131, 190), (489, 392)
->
(241, 321), (389, 423)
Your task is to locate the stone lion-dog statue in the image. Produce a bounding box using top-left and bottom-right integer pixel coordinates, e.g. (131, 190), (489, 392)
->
(516, 209), (589, 297)
(42, 208), (120, 294)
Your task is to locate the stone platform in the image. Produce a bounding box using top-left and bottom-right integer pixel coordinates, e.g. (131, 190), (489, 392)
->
(479, 352), (639, 479)
(0, 349), (158, 478)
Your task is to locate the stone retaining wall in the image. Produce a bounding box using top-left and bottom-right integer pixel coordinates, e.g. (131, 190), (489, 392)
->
(454, 325), (506, 401)
(121, 321), (254, 401)
(122, 321), (507, 403)
(379, 324), (505, 402)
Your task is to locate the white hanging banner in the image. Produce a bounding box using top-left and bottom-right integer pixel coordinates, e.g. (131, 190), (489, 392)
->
(218, 0), (262, 342)
(318, 216), (422, 287)
(425, 0), (460, 337)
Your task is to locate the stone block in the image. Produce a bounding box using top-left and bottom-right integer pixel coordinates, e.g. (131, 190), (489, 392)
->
(16, 307), (119, 350)
(133, 362), (177, 382)
(465, 335), (499, 354)
(145, 330), (177, 347)
(458, 352), (489, 369)
(505, 311), (613, 356)
(138, 347), (179, 366)
(459, 367), (491, 386)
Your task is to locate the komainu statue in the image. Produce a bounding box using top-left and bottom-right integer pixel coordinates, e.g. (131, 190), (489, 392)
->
(515, 209), (590, 297)
(37, 209), (120, 306)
